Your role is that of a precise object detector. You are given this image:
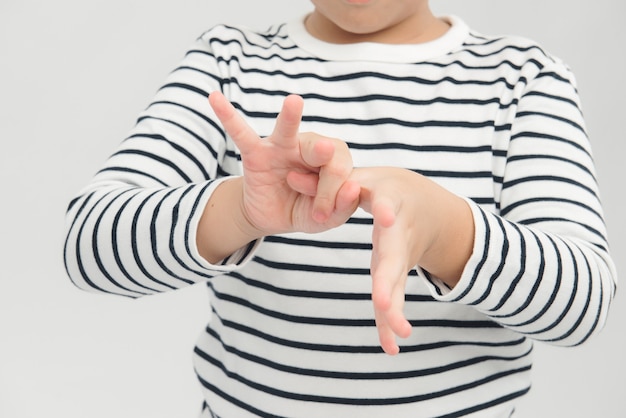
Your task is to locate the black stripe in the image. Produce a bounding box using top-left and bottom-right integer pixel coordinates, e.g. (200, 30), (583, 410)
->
(264, 235), (372, 250)
(526, 242), (577, 335)
(195, 341), (531, 406)
(211, 303), (514, 356)
(490, 232), (546, 320)
(93, 189), (149, 296)
(468, 215), (510, 306)
(97, 166), (168, 186)
(210, 287), (373, 326)
(133, 114), (231, 178)
(181, 181), (226, 274)
(198, 328), (530, 380)
(210, 284), (501, 328)
(510, 131), (591, 157)
(195, 375), (280, 418)
(485, 222), (526, 312)
(150, 188), (195, 286)
(522, 90), (580, 110)
(451, 208), (492, 303)
(232, 100), (503, 130)
(111, 191), (161, 294)
(515, 110), (585, 133)
(147, 99), (226, 146)
(252, 255), (371, 275)
(70, 192), (118, 295)
(411, 169), (492, 179)
(190, 37), (322, 63)
(436, 386), (531, 418)
(506, 153), (594, 178)
(218, 77), (520, 109)
(572, 251), (603, 346)
(519, 217), (606, 244)
(536, 70), (571, 84)
(215, 24), (301, 52)
(502, 175), (597, 198)
(127, 133), (211, 179)
(64, 192), (96, 271)
(130, 190), (178, 291)
(461, 43), (548, 60)
(159, 81), (209, 98)
(112, 149), (192, 183)
(505, 234), (562, 329)
(224, 269), (433, 302)
(548, 250), (596, 345)
(224, 271), (375, 300)
(348, 142), (492, 153)
(218, 64), (523, 87)
(429, 57), (542, 72)
(500, 197), (602, 220)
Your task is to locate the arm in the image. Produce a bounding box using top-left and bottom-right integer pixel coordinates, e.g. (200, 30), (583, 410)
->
(346, 167), (475, 355)
(63, 53), (359, 298)
(63, 35), (230, 298)
(347, 62), (617, 355)
(437, 62), (617, 346)
(196, 92), (360, 264)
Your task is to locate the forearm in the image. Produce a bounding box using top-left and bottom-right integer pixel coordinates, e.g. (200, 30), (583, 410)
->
(417, 188), (474, 288)
(64, 181), (222, 298)
(428, 201), (617, 346)
(196, 177), (264, 264)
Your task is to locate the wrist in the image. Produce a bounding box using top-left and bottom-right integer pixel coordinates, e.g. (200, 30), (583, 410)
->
(418, 188), (474, 288)
(196, 177), (264, 264)
(231, 178), (267, 241)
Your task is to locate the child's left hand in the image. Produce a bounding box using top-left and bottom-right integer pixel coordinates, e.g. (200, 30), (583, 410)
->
(350, 167), (475, 355)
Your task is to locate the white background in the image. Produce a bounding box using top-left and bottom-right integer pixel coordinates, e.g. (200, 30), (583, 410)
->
(1, 0), (624, 416)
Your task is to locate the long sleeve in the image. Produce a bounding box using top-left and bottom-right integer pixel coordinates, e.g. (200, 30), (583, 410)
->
(63, 30), (257, 298)
(62, 18), (619, 417)
(424, 59), (618, 346)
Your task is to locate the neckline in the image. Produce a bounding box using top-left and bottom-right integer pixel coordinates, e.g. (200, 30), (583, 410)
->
(286, 15), (469, 63)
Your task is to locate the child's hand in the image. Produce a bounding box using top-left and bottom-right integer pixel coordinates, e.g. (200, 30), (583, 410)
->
(351, 167), (474, 355)
(208, 91), (360, 237)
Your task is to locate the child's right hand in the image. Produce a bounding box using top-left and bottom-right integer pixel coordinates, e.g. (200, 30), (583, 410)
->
(204, 92), (360, 244)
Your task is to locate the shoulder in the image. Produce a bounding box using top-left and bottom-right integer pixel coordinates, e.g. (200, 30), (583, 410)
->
(454, 26), (575, 83)
(194, 22), (293, 53)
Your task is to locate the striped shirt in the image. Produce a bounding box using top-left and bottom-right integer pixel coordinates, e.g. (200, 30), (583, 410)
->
(63, 15), (617, 417)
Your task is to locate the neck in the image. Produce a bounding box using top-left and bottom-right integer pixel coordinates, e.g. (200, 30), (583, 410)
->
(305, 7), (450, 45)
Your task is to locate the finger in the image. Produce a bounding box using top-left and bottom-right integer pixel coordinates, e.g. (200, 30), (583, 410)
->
(209, 91), (259, 153)
(299, 135), (336, 222)
(271, 95), (304, 148)
(369, 200), (401, 313)
(286, 171), (318, 196)
(322, 180), (360, 227)
(299, 134), (335, 168)
(375, 310), (400, 355)
(371, 213), (412, 342)
(388, 283), (412, 338)
(372, 195), (397, 228)
(353, 182), (397, 228)
(299, 136), (352, 223)
(373, 263), (411, 355)
(335, 180), (360, 213)
(372, 232), (410, 313)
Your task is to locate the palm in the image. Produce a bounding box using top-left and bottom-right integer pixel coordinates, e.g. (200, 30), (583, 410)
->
(239, 138), (316, 234)
(209, 92), (358, 236)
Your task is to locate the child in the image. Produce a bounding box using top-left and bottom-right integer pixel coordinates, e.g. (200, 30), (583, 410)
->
(63, 0), (617, 416)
